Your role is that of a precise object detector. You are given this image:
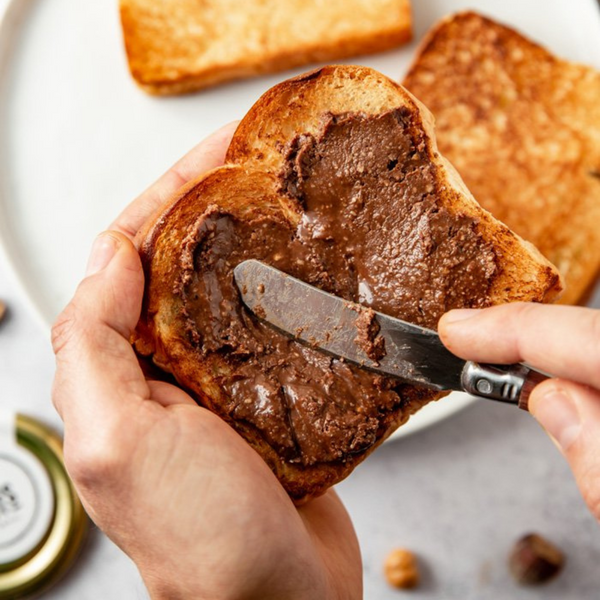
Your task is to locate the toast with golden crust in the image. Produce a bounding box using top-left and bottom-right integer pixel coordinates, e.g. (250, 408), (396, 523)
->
(404, 11), (600, 305)
(119, 0), (413, 95)
(133, 66), (561, 503)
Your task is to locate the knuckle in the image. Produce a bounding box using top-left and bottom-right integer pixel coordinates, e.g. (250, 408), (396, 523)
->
(51, 302), (81, 358)
(509, 302), (540, 361)
(508, 301), (534, 321)
(51, 283), (99, 359)
(65, 441), (124, 490)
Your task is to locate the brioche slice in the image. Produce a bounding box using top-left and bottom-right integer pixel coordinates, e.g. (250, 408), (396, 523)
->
(404, 11), (600, 305)
(119, 0), (412, 95)
(133, 66), (561, 503)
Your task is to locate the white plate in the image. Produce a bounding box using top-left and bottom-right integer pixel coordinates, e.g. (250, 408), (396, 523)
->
(0, 0), (599, 439)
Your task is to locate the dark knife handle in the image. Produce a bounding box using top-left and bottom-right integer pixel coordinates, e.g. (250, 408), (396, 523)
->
(461, 362), (549, 411)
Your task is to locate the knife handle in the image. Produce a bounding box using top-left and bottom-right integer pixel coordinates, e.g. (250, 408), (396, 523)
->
(461, 362), (549, 411)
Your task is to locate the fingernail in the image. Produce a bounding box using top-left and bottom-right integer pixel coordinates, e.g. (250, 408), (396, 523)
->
(532, 389), (582, 452)
(443, 308), (480, 325)
(86, 233), (120, 276)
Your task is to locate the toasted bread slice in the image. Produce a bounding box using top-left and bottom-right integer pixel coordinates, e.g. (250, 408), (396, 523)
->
(404, 11), (600, 305)
(119, 0), (412, 95)
(133, 66), (561, 503)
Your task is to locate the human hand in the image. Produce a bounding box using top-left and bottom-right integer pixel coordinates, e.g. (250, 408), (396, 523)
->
(51, 124), (362, 600)
(439, 302), (600, 522)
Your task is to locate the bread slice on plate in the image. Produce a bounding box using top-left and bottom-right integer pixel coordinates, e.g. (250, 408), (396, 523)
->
(404, 11), (600, 305)
(133, 65), (561, 503)
(119, 0), (412, 95)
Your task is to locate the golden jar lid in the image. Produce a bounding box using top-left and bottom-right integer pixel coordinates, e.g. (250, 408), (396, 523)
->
(0, 411), (87, 599)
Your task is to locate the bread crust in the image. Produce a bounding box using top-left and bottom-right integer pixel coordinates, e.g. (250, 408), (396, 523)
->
(134, 66), (562, 503)
(404, 11), (600, 305)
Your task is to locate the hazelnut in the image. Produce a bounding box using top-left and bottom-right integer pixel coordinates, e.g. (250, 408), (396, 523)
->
(508, 533), (564, 585)
(384, 548), (420, 589)
(0, 300), (6, 324)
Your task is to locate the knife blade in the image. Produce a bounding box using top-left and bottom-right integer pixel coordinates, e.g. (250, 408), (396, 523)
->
(233, 259), (549, 411)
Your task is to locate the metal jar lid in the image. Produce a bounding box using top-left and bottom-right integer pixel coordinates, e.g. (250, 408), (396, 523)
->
(0, 411), (87, 599)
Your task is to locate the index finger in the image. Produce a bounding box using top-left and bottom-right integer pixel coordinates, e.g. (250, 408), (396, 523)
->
(110, 121), (239, 239)
(439, 303), (600, 390)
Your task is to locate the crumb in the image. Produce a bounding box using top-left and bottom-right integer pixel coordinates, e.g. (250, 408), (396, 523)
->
(354, 306), (386, 362)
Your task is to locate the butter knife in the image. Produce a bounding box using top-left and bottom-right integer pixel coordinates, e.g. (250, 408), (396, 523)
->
(234, 259), (550, 411)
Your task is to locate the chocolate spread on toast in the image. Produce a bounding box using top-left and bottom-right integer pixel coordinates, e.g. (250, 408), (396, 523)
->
(176, 109), (497, 466)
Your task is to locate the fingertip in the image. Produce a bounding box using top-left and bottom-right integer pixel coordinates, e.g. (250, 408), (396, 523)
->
(527, 378), (561, 415)
(438, 308), (481, 350)
(182, 120), (240, 170)
(108, 230), (144, 274)
(79, 230), (144, 337)
(442, 308), (481, 327)
(195, 120), (239, 160)
(528, 379), (582, 453)
(111, 123), (241, 239)
(85, 230), (141, 278)
(85, 232), (121, 277)
(213, 120), (240, 142)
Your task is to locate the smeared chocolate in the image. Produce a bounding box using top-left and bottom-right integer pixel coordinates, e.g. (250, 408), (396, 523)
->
(176, 109), (497, 467)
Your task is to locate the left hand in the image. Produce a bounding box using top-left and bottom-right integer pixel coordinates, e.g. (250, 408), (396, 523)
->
(51, 123), (362, 600)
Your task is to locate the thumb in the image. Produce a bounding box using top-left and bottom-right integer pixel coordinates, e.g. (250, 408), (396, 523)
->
(82, 231), (144, 336)
(51, 231), (148, 428)
(529, 379), (600, 520)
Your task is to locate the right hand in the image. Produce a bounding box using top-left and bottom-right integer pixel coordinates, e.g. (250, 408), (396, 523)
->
(51, 124), (362, 600)
(439, 302), (600, 521)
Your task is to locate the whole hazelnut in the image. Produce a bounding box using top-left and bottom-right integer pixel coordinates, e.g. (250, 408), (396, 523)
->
(508, 533), (564, 585)
(384, 548), (420, 589)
